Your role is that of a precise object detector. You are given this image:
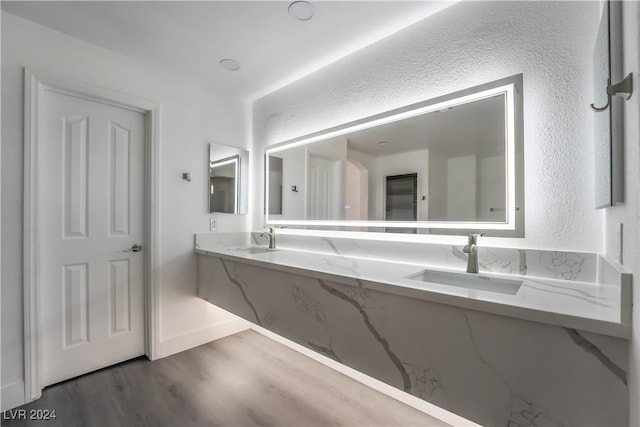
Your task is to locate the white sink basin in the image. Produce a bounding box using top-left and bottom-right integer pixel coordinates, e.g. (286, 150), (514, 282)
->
(232, 246), (277, 255)
(406, 269), (522, 295)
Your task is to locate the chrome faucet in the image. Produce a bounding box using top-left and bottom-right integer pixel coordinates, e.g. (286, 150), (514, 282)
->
(462, 234), (484, 273)
(260, 227), (276, 249)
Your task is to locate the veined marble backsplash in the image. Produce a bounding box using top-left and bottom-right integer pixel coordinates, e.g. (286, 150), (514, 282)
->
(248, 233), (598, 283)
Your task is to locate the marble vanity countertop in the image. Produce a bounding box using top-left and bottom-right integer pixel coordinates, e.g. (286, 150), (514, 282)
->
(195, 234), (631, 339)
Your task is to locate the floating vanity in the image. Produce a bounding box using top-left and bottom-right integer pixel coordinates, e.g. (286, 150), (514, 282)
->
(198, 46), (633, 425)
(196, 232), (631, 427)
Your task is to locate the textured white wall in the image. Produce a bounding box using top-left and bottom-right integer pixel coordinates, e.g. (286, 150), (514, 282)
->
(604, 2), (640, 425)
(1, 12), (248, 407)
(252, 1), (602, 251)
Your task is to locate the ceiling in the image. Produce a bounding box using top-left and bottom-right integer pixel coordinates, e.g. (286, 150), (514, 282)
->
(2, 1), (453, 100)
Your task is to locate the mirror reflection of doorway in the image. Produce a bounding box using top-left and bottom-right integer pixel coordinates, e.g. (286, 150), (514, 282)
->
(307, 154), (343, 220)
(385, 173), (417, 233)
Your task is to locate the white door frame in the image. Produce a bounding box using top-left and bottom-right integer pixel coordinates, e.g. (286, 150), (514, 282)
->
(23, 69), (161, 402)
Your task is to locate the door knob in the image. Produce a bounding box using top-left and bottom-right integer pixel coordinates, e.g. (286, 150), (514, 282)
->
(123, 244), (143, 253)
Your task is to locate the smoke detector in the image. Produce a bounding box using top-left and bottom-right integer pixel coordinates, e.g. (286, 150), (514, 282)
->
(289, 1), (315, 21)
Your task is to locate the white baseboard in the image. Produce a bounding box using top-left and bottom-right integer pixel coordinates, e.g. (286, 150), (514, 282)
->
(2, 381), (26, 412)
(158, 318), (250, 359)
(251, 325), (480, 427)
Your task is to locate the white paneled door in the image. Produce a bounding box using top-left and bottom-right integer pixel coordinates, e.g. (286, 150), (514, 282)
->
(39, 89), (145, 387)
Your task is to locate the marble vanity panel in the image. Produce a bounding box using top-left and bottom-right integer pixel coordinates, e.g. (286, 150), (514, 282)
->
(599, 255), (633, 325)
(251, 233), (598, 282)
(198, 254), (628, 427)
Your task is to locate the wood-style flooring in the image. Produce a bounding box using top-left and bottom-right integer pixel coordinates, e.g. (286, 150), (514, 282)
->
(2, 330), (449, 427)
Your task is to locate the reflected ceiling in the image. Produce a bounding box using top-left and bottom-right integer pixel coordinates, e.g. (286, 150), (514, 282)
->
(347, 94), (505, 158)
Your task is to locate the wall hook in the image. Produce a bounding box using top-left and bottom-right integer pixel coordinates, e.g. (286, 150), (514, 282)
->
(590, 72), (633, 112)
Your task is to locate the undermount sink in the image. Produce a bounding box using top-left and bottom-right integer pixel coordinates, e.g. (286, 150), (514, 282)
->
(405, 269), (522, 295)
(233, 246), (277, 255)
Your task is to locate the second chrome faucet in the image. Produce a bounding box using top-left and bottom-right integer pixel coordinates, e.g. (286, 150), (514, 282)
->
(462, 233), (484, 273)
(260, 227), (276, 249)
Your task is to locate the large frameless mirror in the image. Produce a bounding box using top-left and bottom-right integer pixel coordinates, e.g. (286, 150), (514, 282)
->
(264, 74), (524, 237)
(209, 143), (249, 214)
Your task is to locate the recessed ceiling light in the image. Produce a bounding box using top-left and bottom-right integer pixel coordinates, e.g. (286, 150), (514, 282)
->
(377, 141), (388, 146)
(289, 1), (315, 21)
(219, 58), (240, 71)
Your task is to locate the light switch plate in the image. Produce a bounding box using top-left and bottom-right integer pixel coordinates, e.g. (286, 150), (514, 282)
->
(209, 217), (217, 232)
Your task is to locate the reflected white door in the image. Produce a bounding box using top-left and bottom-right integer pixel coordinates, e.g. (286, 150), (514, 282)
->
(307, 155), (342, 220)
(39, 89), (145, 386)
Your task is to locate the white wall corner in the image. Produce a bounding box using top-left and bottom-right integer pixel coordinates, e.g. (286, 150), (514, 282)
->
(1, 381), (26, 412)
(157, 318), (250, 359)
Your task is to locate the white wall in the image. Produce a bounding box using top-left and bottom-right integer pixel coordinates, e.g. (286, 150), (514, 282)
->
(478, 155), (506, 222)
(603, 2), (640, 425)
(308, 135), (348, 160)
(347, 148), (376, 219)
(428, 150), (447, 221)
(269, 146), (306, 220)
(427, 154), (506, 222)
(252, 1), (602, 252)
(446, 155), (476, 221)
(1, 12), (249, 408)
